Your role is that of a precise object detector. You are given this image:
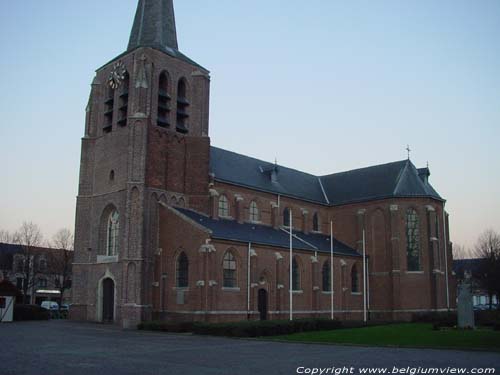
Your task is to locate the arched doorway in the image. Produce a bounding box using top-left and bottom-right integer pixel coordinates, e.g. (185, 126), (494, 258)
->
(102, 278), (115, 323)
(258, 289), (268, 321)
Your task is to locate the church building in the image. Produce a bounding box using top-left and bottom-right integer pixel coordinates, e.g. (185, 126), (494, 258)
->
(70, 0), (455, 328)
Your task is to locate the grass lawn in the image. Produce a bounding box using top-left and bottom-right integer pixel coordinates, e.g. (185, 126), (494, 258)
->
(271, 323), (500, 351)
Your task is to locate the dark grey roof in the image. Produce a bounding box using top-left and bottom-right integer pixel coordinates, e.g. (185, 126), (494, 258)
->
(174, 208), (360, 257)
(0, 242), (21, 255)
(129, 0), (178, 52)
(210, 147), (444, 206)
(210, 147), (327, 204)
(0, 243), (17, 270)
(453, 258), (485, 279)
(321, 160), (443, 205)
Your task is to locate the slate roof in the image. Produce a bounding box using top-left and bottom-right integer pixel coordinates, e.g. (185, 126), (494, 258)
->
(128, 0), (178, 52)
(210, 147), (327, 204)
(453, 258), (485, 279)
(210, 147), (444, 206)
(124, 0), (207, 71)
(173, 207), (360, 257)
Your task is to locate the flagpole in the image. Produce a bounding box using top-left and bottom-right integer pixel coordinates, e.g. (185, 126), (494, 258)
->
(330, 220), (334, 320)
(289, 209), (293, 321)
(362, 229), (367, 323)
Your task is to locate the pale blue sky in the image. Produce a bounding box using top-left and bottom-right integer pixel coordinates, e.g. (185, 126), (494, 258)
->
(0, 0), (499, 249)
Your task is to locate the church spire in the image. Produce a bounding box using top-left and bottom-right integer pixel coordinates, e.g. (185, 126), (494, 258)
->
(128, 0), (178, 52)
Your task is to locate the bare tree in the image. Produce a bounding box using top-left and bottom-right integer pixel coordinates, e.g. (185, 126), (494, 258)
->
(49, 229), (74, 309)
(14, 222), (43, 304)
(474, 229), (500, 310)
(453, 244), (475, 260)
(0, 229), (14, 244)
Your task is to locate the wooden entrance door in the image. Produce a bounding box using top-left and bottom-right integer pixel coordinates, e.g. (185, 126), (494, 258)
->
(258, 289), (268, 321)
(102, 278), (114, 323)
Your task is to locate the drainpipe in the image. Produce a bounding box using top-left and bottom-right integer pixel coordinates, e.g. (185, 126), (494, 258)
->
(289, 209), (293, 321)
(363, 229), (367, 323)
(442, 204), (450, 310)
(330, 221), (334, 320)
(247, 242), (251, 320)
(367, 257), (370, 318)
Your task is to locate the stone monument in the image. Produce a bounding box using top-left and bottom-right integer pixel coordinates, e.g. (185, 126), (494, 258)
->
(457, 271), (475, 329)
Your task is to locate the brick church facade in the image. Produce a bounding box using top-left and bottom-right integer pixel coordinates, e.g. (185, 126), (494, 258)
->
(70, 0), (456, 328)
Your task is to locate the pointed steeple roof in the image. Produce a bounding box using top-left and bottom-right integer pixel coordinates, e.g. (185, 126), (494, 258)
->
(128, 0), (179, 52)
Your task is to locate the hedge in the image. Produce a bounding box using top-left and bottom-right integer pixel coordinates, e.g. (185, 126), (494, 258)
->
(14, 304), (50, 321)
(138, 318), (342, 337)
(412, 311), (457, 329)
(138, 321), (196, 333)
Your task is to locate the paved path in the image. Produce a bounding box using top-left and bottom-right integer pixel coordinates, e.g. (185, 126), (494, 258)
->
(1, 321), (499, 375)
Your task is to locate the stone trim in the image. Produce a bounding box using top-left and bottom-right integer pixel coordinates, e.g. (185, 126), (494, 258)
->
(221, 287), (241, 292)
(96, 255), (118, 264)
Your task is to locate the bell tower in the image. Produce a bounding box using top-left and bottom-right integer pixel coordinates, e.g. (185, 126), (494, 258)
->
(71, 0), (211, 327)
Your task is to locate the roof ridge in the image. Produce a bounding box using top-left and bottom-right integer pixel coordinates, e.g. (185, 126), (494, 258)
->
(317, 177), (330, 204)
(392, 159), (411, 195)
(279, 227), (318, 250)
(211, 146), (319, 178)
(321, 159), (408, 178)
(212, 146), (409, 179)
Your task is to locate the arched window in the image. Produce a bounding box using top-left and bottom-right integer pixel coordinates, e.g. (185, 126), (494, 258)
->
(117, 72), (129, 127)
(176, 252), (189, 288)
(176, 78), (189, 134)
(218, 195), (229, 217)
(292, 257), (300, 291)
(249, 201), (259, 222)
(157, 71), (171, 128)
(107, 210), (120, 256)
(435, 215), (441, 269)
(351, 265), (359, 293)
(283, 207), (291, 228)
(223, 251), (237, 288)
(312, 213), (319, 232)
(406, 208), (420, 271)
(322, 261), (331, 292)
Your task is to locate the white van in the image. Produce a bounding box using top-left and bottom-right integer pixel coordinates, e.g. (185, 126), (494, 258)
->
(41, 301), (59, 311)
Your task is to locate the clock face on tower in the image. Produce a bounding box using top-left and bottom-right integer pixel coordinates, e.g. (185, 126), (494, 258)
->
(108, 61), (127, 89)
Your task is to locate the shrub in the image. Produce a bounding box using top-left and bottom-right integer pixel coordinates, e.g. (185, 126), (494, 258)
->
(137, 321), (195, 333)
(138, 318), (343, 337)
(192, 318), (342, 338)
(14, 304), (50, 321)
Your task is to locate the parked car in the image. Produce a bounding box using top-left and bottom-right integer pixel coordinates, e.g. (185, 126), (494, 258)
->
(41, 301), (59, 311)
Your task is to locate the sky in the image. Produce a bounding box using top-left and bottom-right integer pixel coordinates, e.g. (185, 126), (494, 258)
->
(0, 0), (499, 250)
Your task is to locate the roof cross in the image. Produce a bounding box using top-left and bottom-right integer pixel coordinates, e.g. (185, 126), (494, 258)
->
(406, 145), (411, 160)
